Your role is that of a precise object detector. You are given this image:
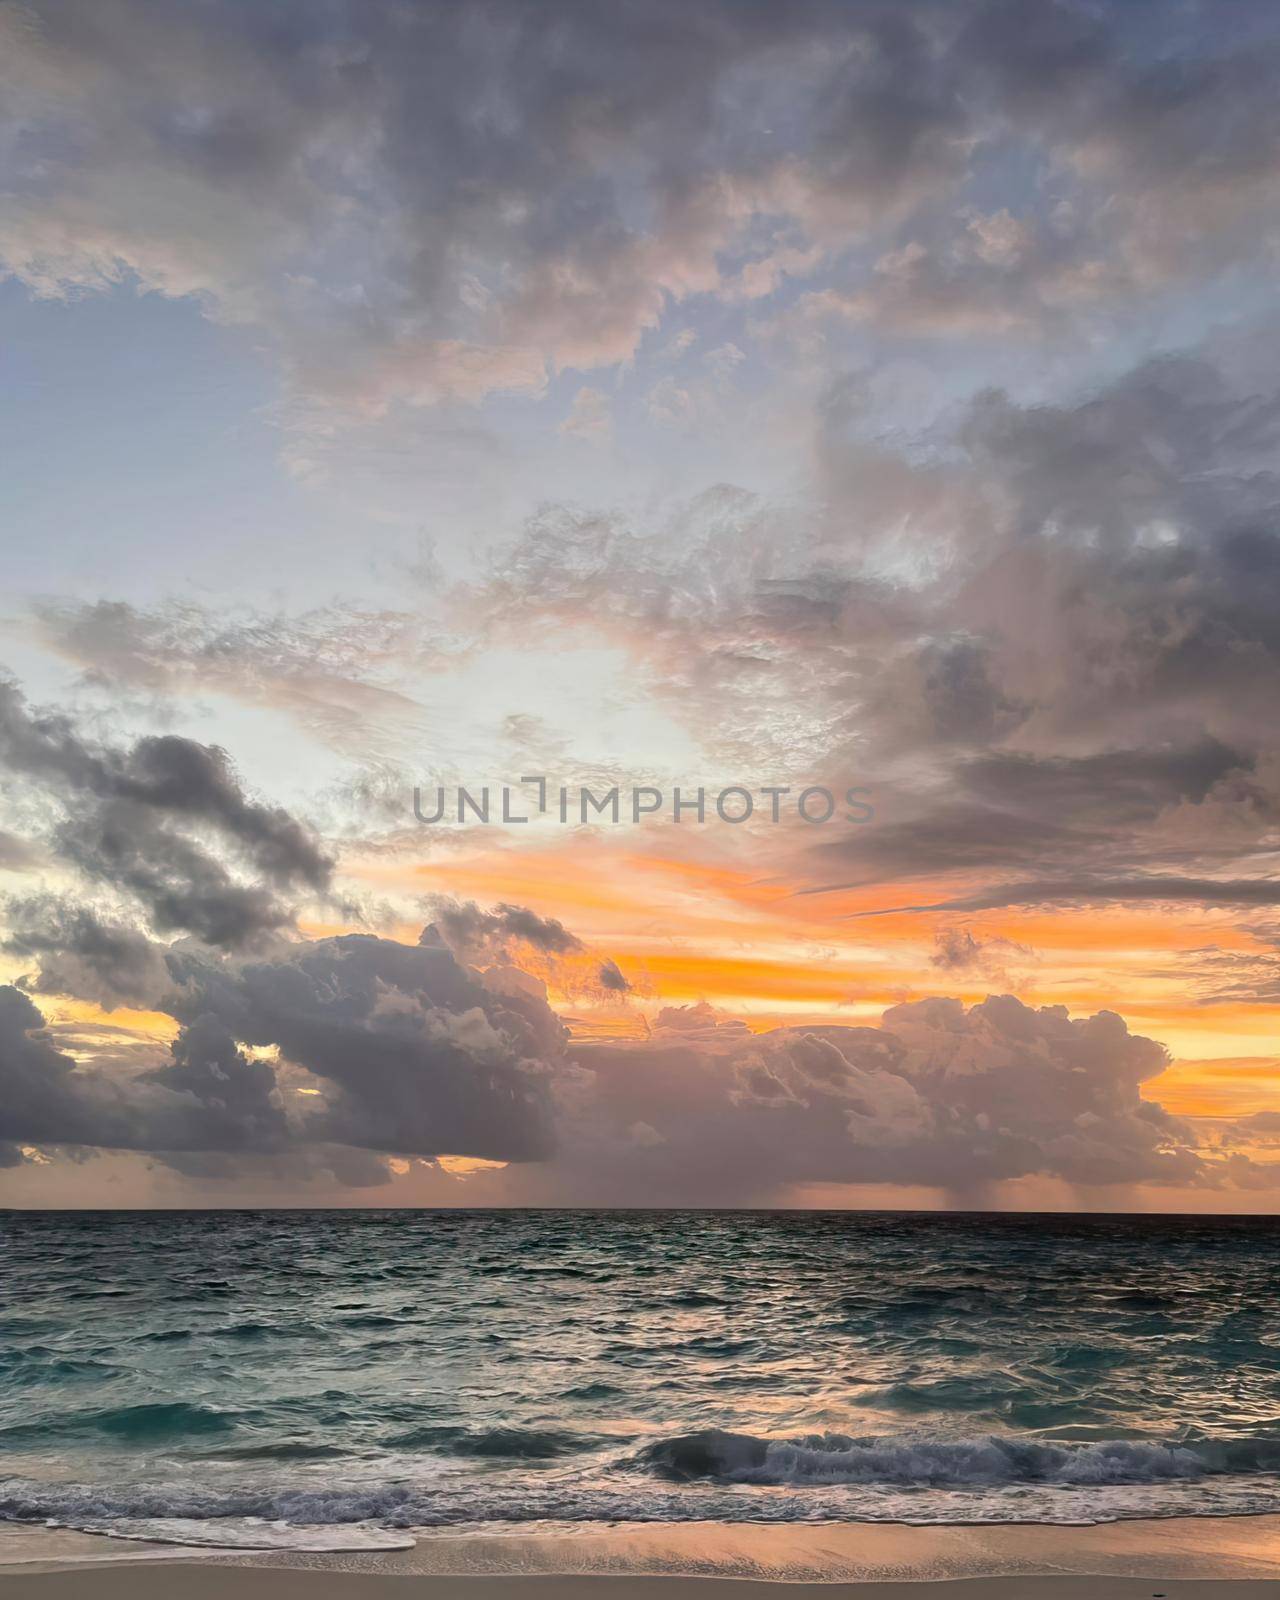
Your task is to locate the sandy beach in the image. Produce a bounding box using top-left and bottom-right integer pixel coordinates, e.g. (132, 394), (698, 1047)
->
(3, 1515), (1280, 1596)
(6, 1574), (1280, 1600)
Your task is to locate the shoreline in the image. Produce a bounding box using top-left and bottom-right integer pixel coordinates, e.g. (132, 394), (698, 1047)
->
(5, 1579), (1280, 1600)
(4, 1512), (1280, 1587)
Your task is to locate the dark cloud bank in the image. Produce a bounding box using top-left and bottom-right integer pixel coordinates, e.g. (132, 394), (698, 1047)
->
(0, 673), (1273, 1200)
(0, 929), (1223, 1201)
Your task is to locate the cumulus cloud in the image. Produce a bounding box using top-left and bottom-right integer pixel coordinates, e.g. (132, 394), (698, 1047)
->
(0, 950), (1236, 1198)
(0, 927), (568, 1176)
(0, 982), (277, 1159)
(556, 993), (1218, 1203)
(2, 804), (1276, 1195)
(163, 933), (565, 1163)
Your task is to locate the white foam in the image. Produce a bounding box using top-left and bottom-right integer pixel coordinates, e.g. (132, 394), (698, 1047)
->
(67, 1518), (416, 1552)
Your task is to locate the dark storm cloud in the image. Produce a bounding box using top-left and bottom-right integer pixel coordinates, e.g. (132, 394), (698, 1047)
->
(144, 1012), (289, 1152)
(0, 982), (282, 1160)
(0, 677), (332, 947)
(0, 967), (1199, 1193)
(803, 739), (1265, 894)
(164, 933), (565, 1162)
(0, 929), (568, 1172)
(803, 805), (1091, 891)
(774, 343), (1280, 910)
(54, 806), (298, 948)
(959, 741), (1251, 822)
(157, 1142), (393, 1191)
(956, 358), (1280, 551)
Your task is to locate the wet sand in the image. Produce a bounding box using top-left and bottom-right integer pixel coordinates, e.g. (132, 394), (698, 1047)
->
(2, 1512), (1279, 1592)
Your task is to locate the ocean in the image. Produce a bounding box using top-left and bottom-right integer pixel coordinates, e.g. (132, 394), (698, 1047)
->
(2, 1209), (1279, 1551)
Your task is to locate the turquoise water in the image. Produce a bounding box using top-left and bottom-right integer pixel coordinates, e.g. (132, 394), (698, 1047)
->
(2, 1210), (1280, 1547)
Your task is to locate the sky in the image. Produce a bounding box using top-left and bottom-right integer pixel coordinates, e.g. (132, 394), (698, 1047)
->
(2, 0), (1280, 1209)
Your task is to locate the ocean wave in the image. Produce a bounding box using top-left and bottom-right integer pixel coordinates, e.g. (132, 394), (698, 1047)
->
(68, 1517), (416, 1552)
(5, 1459), (1280, 1537)
(8, 1213), (1280, 1543)
(7, 1431), (1280, 1534)
(193, 1443), (351, 1462)
(639, 1429), (1280, 1486)
(383, 1425), (594, 1458)
(0, 1402), (245, 1445)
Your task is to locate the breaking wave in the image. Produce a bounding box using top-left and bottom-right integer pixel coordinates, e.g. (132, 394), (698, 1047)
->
(639, 1429), (1280, 1486)
(5, 1431), (1280, 1542)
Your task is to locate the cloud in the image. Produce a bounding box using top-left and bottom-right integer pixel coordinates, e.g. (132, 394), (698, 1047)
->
(28, 324), (1280, 934)
(33, 598), (440, 760)
(596, 958), (631, 995)
(0, 676), (332, 947)
(6, 0), (1279, 435)
(0, 982), (282, 1160)
(3, 870), (1276, 1199)
(559, 386), (612, 441)
(7, 6), (1280, 1209)
(394, 321), (1280, 956)
(0, 678), (330, 886)
(3, 897), (176, 1009)
(0, 950), (1239, 1199)
(0, 926), (568, 1174)
(854, 879), (1280, 918)
(645, 376), (695, 426)
(1167, 926), (1280, 1008)
(930, 925), (1032, 985)
(164, 933), (566, 1163)
(559, 993), (1216, 1203)
(422, 898), (585, 960)
(0, 831), (43, 872)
